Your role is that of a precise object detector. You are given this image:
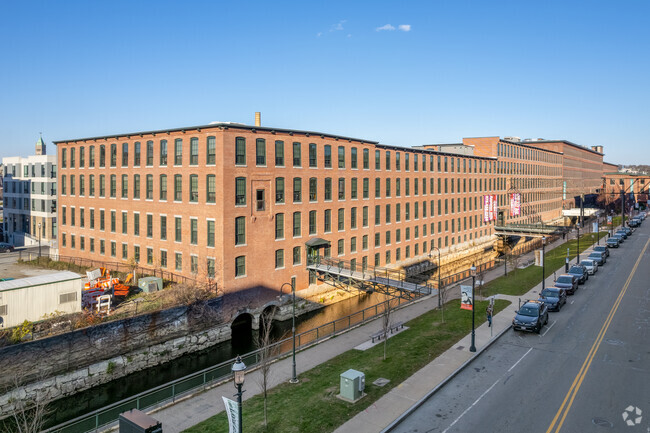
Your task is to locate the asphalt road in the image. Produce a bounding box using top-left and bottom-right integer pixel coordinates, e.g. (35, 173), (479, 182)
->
(392, 224), (650, 433)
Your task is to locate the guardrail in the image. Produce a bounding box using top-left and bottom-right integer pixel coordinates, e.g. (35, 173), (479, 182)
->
(43, 295), (412, 433)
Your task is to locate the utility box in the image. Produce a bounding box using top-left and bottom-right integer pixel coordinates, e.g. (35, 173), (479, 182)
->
(339, 369), (365, 402)
(138, 277), (163, 293)
(119, 409), (162, 433)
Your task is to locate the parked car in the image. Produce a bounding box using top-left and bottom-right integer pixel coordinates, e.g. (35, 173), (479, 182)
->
(623, 226), (633, 236)
(539, 287), (567, 312)
(615, 230), (627, 240)
(593, 245), (609, 257)
(629, 218), (640, 228)
(0, 242), (15, 253)
(580, 259), (598, 275)
(513, 300), (549, 333)
(607, 237), (620, 248)
(612, 234), (625, 244)
(555, 274), (579, 295)
(568, 265), (588, 284)
(588, 251), (606, 266)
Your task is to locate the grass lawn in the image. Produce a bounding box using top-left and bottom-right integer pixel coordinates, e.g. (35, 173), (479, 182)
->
(482, 231), (609, 297)
(184, 298), (510, 433)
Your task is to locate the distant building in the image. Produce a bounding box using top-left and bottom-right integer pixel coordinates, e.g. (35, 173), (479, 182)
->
(2, 137), (58, 246)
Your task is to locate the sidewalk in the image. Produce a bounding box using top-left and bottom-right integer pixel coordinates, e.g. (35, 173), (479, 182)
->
(150, 233), (590, 432)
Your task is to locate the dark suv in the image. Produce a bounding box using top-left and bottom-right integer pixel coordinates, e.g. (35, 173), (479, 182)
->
(513, 300), (549, 333)
(555, 274), (579, 295)
(568, 265), (588, 284)
(593, 245), (609, 257)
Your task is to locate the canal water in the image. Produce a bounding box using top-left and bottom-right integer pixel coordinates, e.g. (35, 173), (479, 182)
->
(45, 290), (389, 427)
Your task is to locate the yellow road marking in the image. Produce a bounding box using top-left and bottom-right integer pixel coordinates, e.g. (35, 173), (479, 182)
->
(546, 237), (650, 433)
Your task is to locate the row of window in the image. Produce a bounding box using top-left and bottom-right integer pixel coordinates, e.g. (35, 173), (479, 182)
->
(3, 180), (57, 195)
(3, 163), (56, 179)
(60, 208), (216, 246)
(60, 174), (216, 203)
(60, 233), (216, 277)
(235, 230), (489, 277)
(236, 137), (495, 174)
(60, 137), (217, 169)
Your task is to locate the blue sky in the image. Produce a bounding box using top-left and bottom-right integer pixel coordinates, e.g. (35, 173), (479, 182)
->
(1, 0), (649, 165)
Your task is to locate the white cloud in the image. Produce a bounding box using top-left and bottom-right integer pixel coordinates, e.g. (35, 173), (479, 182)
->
(398, 24), (411, 32)
(317, 32), (322, 37)
(376, 24), (396, 31)
(331, 20), (346, 32)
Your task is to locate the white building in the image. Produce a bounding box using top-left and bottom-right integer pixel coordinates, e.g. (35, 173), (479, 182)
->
(0, 272), (82, 328)
(2, 137), (57, 246)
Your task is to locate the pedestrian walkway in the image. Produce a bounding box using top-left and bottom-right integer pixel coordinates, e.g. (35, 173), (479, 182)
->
(149, 233), (596, 432)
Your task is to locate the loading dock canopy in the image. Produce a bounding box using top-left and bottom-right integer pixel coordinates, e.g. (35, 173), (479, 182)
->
(306, 238), (331, 248)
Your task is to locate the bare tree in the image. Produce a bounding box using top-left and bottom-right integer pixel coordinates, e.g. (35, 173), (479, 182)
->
(256, 306), (278, 427)
(3, 375), (50, 433)
(381, 294), (393, 360)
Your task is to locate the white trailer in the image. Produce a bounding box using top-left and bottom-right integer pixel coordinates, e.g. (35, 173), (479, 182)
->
(0, 271), (82, 328)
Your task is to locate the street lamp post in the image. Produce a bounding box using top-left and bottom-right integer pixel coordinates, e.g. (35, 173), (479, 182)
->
(541, 236), (546, 292)
(281, 280), (299, 384)
(577, 225), (581, 263)
(428, 246), (442, 308)
(469, 264), (477, 353)
(232, 356), (247, 433)
(38, 222), (42, 258)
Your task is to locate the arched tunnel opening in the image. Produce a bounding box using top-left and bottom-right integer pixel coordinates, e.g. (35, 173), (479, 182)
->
(231, 313), (254, 354)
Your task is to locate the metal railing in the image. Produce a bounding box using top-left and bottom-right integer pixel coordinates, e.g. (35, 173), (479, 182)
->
(43, 296), (412, 433)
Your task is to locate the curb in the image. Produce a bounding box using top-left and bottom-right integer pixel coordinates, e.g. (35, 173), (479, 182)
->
(381, 321), (513, 432)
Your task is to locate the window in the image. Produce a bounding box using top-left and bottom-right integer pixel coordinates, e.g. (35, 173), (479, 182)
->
(207, 220), (215, 247)
(309, 177), (317, 201)
(309, 143), (317, 167)
(110, 210), (116, 233)
(111, 241), (116, 257)
(61, 175), (67, 195)
(160, 174), (167, 200)
(100, 209), (105, 231)
(99, 145), (106, 167)
(134, 213), (140, 236)
(191, 218), (198, 245)
(175, 253), (182, 271)
(174, 174), (182, 201)
(351, 178), (358, 199)
(206, 136), (216, 164)
(338, 146), (345, 168)
(293, 246), (301, 265)
(110, 143), (117, 167)
(89, 175), (95, 196)
(122, 243), (128, 260)
(292, 142), (301, 167)
(146, 140), (154, 166)
(160, 139), (168, 165)
(207, 175), (216, 203)
(275, 140), (284, 166)
(324, 178), (332, 201)
(235, 216), (246, 245)
(235, 137), (246, 165)
(61, 148), (67, 168)
(363, 149), (369, 169)
(134, 142), (141, 166)
(122, 211), (128, 234)
(147, 214), (153, 238)
(160, 250), (167, 268)
(309, 210), (317, 235)
(256, 189), (265, 211)
(351, 207), (357, 229)
(275, 249), (284, 269)
(100, 239), (105, 254)
(256, 138), (266, 165)
(191, 255), (198, 273)
(146, 174), (153, 200)
(236, 177), (246, 205)
(99, 175), (106, 197)
(175, 217), (182, 242)
(235, 256), (246, 277)
(338, 208), (345, 231)
(324, 145), (332, 168)
(375, 205), (381, 225)
(147, 248), (154, 265)
(133, 174), (141, 199)
(122, 143), (129, 166)
(174, 139), (182, 165)
(293, 212), (301, 237)
(207, 258), (215, 278)
(293, 177), (302, 202)
(338, 239), (344, 255)
(275, 213), (285, 239)
(190, 175), (198, 202)
(190, 137), (199, 165)
(351, 148), (358, 169)
(121, 174), (128, 198)
(363, 206), (368, 227)
(160, 215), (167, 240)
(363, 178), (369, 199)
(324, 209), (332, 232)
(338, 178), (345, 200)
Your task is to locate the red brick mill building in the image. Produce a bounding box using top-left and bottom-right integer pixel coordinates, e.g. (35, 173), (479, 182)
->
(54, 121), (498, 296)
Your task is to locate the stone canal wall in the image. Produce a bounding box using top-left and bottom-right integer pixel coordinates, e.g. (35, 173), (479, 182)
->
(0, 298), (230, 417)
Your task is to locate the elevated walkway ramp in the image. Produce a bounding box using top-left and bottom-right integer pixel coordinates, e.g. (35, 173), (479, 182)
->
(306, 256), (433, 300)
(494, 223), (567, 236)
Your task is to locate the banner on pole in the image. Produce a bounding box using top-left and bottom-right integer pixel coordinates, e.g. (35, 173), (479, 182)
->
(223, 396), (239, 433)
(483, 195), (498, 222)
(510, 193), (521, 217)
(607, 215), (612, 225)
(535, 249), (544, 267)
(460, 285), (473, 311)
